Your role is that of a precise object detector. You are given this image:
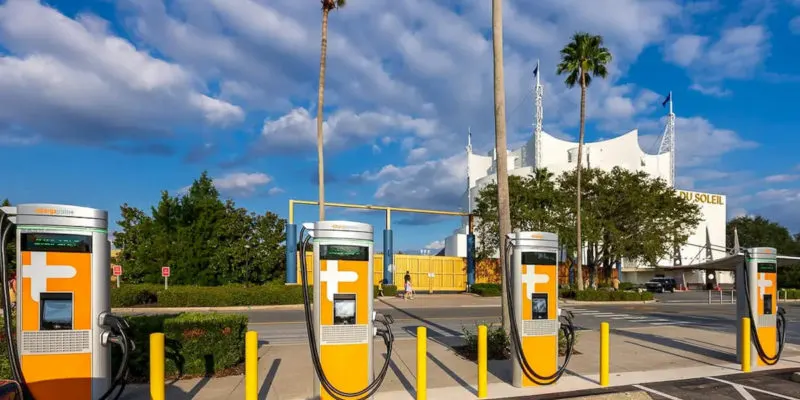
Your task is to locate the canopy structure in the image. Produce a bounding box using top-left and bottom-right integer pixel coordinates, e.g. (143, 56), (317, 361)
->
(659, 253), (800, 272)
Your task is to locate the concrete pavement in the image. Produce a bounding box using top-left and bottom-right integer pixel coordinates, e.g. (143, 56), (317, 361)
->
(116, 322), (800, 399)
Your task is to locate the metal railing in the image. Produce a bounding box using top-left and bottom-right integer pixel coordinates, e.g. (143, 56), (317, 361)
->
(707, 288), (793, 304)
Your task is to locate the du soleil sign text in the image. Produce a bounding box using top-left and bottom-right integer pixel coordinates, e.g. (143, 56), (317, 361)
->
(678, 190), (725, 205)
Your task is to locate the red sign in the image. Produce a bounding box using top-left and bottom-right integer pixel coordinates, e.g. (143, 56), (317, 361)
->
(112, 265), (122, 276)
(162, 266), (171, 277)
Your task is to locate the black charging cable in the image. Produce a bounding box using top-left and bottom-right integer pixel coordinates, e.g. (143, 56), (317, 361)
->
(501, 238), (576, 385)
(298, 227), (395, 400)
(740, 251), (786, 366)
(0, 215), (31, 400)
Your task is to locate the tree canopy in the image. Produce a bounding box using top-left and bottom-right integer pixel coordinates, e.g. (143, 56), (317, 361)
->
(2, 177), (287, 286)
(727, 215), (800, 288)
(473, 167), (703, 278)
(113, 172), (286, 286)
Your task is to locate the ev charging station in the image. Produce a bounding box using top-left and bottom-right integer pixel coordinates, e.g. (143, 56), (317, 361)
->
(504, 231), (575, 387)
(1, 204), (135, 400)
(298, 220), (395, 400)
(736, 247), (787, 369)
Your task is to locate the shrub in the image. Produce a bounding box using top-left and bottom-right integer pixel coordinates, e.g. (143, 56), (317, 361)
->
(559, 287), (577, 299)
(112, 283), (399, 307)
(456, 322), (577, 361)
(115, 312), (248, 380)
(618, 282), (637, 291)
(375, 284), (397, 298)
(111, 282), (312, 308)
(471, 283), (502, 297)
(1, 312), (248, 381)
(780, 288), (800, 299)
(574, 289), (653, 302)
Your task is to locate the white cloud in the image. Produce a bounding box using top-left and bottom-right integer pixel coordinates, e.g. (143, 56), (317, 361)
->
(664, 35), (708, 66)
(425, 240), (445, 250)
(211, 172), (273, 197)
(268, 187), (285, 196)
(640, 116), (758, 168)
(663, 25), (770, 93)
(0, 0), (243, 150)
(357, 153), (467, 212)
(790, 16), (800, 34)
(255, 108), (439, 156)
(765, 174), (799, 183)
(689, 83), (732, 97)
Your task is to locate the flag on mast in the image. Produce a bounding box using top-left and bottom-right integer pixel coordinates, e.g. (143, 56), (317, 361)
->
(662, 92), (671, 108)
(533, 60), (539, 77)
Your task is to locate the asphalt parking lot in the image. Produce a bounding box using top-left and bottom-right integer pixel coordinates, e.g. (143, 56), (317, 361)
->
(500, 368), (800, 399)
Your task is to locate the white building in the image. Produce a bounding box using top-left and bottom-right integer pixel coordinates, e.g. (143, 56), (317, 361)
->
(443, 66), (731, 286)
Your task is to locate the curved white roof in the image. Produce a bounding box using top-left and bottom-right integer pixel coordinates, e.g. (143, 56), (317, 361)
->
(466, 129), (673, 213)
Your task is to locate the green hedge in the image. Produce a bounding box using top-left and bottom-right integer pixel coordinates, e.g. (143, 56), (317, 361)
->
(376, 284), (398, 297)
(471, 283), (501, 297)
(574, 289), (654, 302)
(1, 312), (248, 380)
(112, 283), (394, 308)
(780, 288), (800, 299)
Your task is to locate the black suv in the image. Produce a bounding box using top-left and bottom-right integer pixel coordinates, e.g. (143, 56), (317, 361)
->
(645, 277), (677, 293)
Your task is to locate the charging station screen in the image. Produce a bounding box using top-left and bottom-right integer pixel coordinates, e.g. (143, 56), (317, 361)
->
(333, 294), (356, 325)
(531, 294), (548, 319)
(40, 293), (73, 330)
(522, 251), (557, 265)
(21, 233), (92, 253)
(757, 262), (777, 273)
(320, 244), (368, 261)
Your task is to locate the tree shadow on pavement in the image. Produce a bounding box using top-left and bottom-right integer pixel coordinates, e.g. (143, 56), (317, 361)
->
(611, 328), (739, 367)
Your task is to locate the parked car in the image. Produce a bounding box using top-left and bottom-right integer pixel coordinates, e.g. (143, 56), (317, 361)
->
(645, 277), (677, 293)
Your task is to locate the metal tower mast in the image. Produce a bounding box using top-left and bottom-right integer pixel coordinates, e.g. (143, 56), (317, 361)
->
(534, 59), (543, 170)
(466, 127), (472, 213)
(658, 91), (676, 187)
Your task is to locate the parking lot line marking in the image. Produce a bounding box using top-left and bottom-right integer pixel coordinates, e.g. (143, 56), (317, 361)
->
(632, 384), (683, 400)
(705, 377), (799, 400)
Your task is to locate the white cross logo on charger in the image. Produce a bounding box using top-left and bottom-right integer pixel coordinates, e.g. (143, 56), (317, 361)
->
(757, 272), (773, 299)
(22, 252), (77, 303)
(320, 260), (359, 302)
(522, 264), (550, 300)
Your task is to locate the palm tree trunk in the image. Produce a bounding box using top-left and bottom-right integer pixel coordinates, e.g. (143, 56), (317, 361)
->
(575, 71), (586, 290)
(316, 9), (330, 221)
(491, 0), (511, 335)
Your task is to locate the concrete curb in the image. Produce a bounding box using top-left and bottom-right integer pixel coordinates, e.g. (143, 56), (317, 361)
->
(560, 299), (657, 305)
(111, 304), (307, 313)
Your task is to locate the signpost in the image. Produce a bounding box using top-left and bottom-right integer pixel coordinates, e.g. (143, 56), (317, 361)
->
(162, 266), (171, 290)
(112, 265), (122, 288)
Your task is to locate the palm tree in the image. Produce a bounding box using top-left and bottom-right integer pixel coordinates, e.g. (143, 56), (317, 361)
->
(556, 32), (612, 290)
(491, 0), (512, 335)
(316, 0), (346, 221)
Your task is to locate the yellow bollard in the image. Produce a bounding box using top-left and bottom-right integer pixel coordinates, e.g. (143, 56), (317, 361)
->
(477, 325), (487, 398)
(150, 333), (165, 400)
(416, 327), (427, 400)
(741, 317), (751, 372)
(246, 331), (258, 400)
(600, 322), (609, 387)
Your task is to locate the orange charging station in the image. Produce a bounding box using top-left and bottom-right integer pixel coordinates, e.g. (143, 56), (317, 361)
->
(504, 231), (575, 388)
(1, 204), (134, 400)
(736, 247), (786, 368)
(298, 221), (395, 400)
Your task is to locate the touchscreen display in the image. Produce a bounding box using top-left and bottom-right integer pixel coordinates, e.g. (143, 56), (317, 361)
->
(757, 262), (777, 273)
(320, 245), (369, 261)
(763, 294), (773, 315)
(21, 233), (92, 253)
(333, 294), (356, 325)
(40, 293), (73, 330)
(531, 293), (548, 319)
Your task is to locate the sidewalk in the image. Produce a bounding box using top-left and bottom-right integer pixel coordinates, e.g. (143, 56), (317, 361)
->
(111, 293), (501, 314)
(117, 324), (800, 399)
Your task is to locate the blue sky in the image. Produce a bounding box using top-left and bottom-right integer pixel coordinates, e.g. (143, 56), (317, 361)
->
(1, 0), (800, 253)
